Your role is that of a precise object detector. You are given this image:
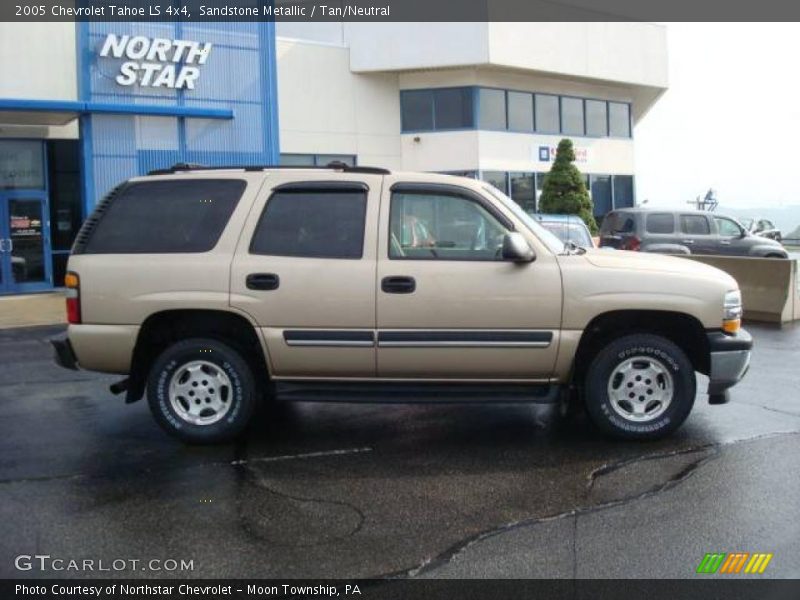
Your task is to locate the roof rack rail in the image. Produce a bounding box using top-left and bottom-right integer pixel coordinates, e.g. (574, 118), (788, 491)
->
(147, 161), (391, 176)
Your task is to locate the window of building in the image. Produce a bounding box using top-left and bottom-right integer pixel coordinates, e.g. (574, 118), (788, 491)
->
(477, 88), (507, 130)
(715, 217), (743, 237)
(612, 175), (634, 209)
(434, 88), (474, 130)
(279, 154), (315, 166)
(536, 172), (546, 191)
(535, 94), (560, 134)
(316, 154), (355, 167)
(481, 171), (508, 195)
(509, 172), (536, 213)
(251, 189), (367, 259)
(590, 175), (612, 217)
(401, 88), (631, 139)
(680, 214), (711, 235)
(46, 140), (81, 285)
(400, 89), (434, 131)
(84, 180), (244, 254)
(280, 154), (356, 167)
(646, 213), (675, 234)
(507, 91), (534, 132)
(390, 192), (508, 260)
(0, 140), (45, 189)
(440, 171), (478, 179)
(585, 100), (608, 137)
(609, 102), (631, 138)
(561, 97), (584, 136)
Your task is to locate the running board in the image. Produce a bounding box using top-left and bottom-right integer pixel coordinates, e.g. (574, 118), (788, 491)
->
(274, 382), (560, 404)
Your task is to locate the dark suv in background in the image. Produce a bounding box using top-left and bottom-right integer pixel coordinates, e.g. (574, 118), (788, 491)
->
(599, 208), (788, 258)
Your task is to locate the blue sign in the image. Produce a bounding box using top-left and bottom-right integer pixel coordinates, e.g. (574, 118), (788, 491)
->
(77, 22), (280, 216)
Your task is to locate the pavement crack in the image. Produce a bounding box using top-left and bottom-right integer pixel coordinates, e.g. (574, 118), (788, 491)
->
(0, 472), (84, 485)
(231, 446), (372, 466)
(390, 429), (800, 579)
(586, 444), (713, 490)
(753, 404), (800, 418)
(571, 514), (578, 579)
(231, 439), (367, 549)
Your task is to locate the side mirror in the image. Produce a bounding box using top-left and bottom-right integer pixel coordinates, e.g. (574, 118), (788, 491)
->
(502, 232), (536, 263)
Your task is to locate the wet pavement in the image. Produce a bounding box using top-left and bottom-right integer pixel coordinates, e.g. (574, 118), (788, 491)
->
(0, 323), (798, 579)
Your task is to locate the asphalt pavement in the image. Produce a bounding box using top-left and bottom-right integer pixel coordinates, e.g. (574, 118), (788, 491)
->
(0, 323), (798, 579)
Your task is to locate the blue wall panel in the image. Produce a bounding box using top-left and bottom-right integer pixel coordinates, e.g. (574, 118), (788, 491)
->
(77, 21), (279, 215)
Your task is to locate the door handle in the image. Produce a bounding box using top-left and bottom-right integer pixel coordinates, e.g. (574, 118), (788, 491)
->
(381, 276), (416, 294)
(0, 239), (7, 252)
(720, 240), (731, 245)
(246, 273), (280, 291)
(684, 239), (694, 244)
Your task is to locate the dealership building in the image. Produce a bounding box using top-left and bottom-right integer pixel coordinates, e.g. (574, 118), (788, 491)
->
(0, 21), (666, 295)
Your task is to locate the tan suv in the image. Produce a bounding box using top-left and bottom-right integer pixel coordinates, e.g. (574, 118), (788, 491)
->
(51, 164), (752, 443)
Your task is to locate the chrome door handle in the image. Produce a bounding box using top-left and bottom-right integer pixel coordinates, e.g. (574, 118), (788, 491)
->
(0, 239), (8, 252)
(684, 239), (694, 244)
(720, 240), (731, 245)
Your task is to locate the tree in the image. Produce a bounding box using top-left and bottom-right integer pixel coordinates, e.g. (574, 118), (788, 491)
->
(539, 139), (598, 234)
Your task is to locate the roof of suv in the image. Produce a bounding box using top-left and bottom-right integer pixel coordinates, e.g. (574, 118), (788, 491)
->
(147, 162), (392, 176)
(609, 207), (722, 217)
(141, 162), (494, 192)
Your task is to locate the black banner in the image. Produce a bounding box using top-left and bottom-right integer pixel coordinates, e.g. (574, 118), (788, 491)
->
(4, 579), (800, 600)
(5, 0), (800, 22)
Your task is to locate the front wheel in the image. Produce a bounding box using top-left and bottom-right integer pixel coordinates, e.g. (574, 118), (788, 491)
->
(584, 334), (695, 440)
(147, 338), (258, 444)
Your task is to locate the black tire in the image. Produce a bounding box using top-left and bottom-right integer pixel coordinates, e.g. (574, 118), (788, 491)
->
(584, 334), (695, 440)
(147, 338), (257, 444)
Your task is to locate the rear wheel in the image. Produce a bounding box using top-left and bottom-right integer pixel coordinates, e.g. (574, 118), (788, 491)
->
(147, 338), (257, 444)
(584, 334), (695, 440)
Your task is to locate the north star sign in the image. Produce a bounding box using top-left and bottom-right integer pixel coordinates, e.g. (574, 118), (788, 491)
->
(99, 34), (213, 90)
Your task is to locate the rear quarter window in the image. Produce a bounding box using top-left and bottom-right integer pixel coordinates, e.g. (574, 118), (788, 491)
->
(250, 188), (367, 259)
(82, 179), (246, 254)
(680, 215), (711, 235)
(601, 212), (635, 234)
(645, 213), (675, 234)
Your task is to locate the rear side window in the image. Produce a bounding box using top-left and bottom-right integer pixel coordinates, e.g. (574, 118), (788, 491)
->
(680, 215), (711, 235)
(646, 213), (675, 234)
(83, 179), (245, 254)
(602, 212), (635, 234)
(250, 188), (367, 259)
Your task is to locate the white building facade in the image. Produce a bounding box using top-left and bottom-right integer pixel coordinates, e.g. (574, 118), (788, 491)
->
(0, 21), (666, 296)
(276, 22), (668, 215)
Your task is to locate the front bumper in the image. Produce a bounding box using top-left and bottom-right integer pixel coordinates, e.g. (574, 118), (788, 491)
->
(51, 336), (79, 371)
(707, 329), (752, 400)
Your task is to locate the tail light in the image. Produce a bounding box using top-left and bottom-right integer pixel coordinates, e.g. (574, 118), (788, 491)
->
(621, 235), (641, 251)
(64, 272), (81, 324)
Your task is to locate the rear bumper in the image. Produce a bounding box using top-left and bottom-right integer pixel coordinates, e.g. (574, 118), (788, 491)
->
(707, 329), (753, 396)
(51, 336), (79, 371)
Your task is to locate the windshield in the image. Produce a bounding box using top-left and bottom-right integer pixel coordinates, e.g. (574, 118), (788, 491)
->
(482, 185), (565, 254)
(540, 221), (593, 248)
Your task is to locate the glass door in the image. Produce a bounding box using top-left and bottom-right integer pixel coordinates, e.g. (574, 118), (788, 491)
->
(0, 191), (52, 294)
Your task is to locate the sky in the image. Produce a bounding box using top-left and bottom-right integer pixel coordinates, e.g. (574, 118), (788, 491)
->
(634, 23), (800, 211)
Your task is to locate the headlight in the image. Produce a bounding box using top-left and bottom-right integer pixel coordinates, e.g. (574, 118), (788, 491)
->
(722, 289), (742, 333)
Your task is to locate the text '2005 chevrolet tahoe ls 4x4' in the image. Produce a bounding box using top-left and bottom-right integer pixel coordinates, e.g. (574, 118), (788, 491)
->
(51, 164), (752, 444)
